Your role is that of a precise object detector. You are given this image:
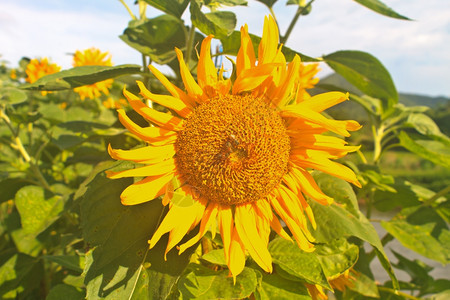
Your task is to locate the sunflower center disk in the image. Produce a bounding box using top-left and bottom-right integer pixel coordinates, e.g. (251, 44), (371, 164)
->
(175, 94), (291, 205)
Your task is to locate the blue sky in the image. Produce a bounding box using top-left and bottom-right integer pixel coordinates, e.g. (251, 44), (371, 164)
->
(1, 0), (449, 97)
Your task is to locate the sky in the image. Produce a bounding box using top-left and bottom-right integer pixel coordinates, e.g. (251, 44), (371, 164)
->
(1, 0), (449, 97)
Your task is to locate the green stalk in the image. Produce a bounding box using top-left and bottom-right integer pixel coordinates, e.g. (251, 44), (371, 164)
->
(377, 287), (420, 300)
(423, 186), (450, 207)
(118, 0), (137, 20)
(281, 0), (315, 44)
(185, 24), (197, 67)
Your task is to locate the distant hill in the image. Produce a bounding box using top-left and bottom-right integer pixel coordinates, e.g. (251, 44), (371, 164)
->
(314, 73), (449, 108)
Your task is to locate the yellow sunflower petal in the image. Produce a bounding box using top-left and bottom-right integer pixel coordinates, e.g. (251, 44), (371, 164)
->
(108, 143), (175, 163)
(258, 15), (279, 65)
(281, 105), (352, 137)
(178, 202), (219, 254)
(234, 204), (273, 273)
(298, 92), (349, 112)
(197, 35), (218, 90)
(137, 81), (192, 118)
(175, 48), (204, 101)
(290, 166), (333, 205)
(292, 155), (362, 188)
(229, 227), (246, 281)
(148, 199), (206, 259)
(123, 88), (184, 131)
(236, 24), (256, 77)
(105, 158), (175, 179)
(117, 109), (177, 144)
(232, 63), (282, 94)
(218, 206), (233, 264)
(120, 173), (174, 205)
(148, 64), (196, 108)
(271, 55), (301, 108)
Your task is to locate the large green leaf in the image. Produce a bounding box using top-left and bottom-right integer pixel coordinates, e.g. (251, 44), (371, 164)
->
(190, 1), (236, 39)
(220, 30), (318, 62)
(352, 0), (410, 20)
(21, 65), (141, 91)
(142, 0), (189, 18)
(253, 270), (310, 300)
(323, 50), (397, 112)
(80, 161), (195, 299)
(381, 206), (450, 264)
(0, 87), (28, 105)
(404, 113), (450, 141)
(398, 131), (450, 168)
(315, 238), (359, 279)
(311, 172), (399, 289)
(0, 251), (43, 299)
(120, 15), (186, 65)
(269, 238), (330, 289)
(14, 185), (64, 235)
(178, 264), (257, 299)
(46, 284), (85, 300)
(43, 255), (85, 274)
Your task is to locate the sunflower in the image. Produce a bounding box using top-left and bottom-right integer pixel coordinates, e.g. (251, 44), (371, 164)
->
(72, 48), (113, 100)
(107, 16), (361, 279)
(25, 58), (61, 95)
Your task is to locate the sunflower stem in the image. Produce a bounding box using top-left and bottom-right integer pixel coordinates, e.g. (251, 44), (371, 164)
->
(185, 24), (197, 67)
(118, 0), (137, 20)
(423, 186), (450, 207)
(377, 287), (420, 300)
(281, 0), (315, 44)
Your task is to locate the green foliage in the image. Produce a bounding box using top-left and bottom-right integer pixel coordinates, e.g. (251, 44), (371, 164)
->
(1, 0), (449, 299)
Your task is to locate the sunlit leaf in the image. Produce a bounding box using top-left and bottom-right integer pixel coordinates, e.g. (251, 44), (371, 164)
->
(405, 113), (449, 140)
(315, 238), (359, 279)
(323, 50), (397, 112)
(352, 0), (410, 20)
(269, 238), (330, 289)
(21, 65), (141, 91)
(80, 161), (195, 299)
(142, 0), (189, 18)
(14, 185), (64, 235)
(311, 172), (399, 289)
(381, 206), (450, 264)
(190, 1), (236, 39)
(178, 264), (257, 299)
(398, 131), (450, 168)
(253, 270), (310, 300)
(120, 15), (186, 65)
(200, 249), (227, 266)
(0, 87), (28, 105)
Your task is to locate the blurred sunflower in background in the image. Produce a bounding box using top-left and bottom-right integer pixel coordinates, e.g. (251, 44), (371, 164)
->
(72, 47), (113, 100)
(108, 16), (361, 279)
(25, 57), (61, 95)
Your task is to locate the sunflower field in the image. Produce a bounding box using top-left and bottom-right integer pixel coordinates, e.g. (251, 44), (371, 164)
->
(1, 0), (449, 299)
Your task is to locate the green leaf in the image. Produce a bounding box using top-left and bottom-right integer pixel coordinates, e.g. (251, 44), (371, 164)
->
(374, 179), (425, 212)
(120, 15), (186, 65)
(21, 65), (141, 91)
(381, 206), (450, 264)
(200, 249), (227, 266)
(220, 30), (318, 62)
(207, 0), (247, 6)
(255, 0), (278, 8)
(0, 87), (28, 104)
(323, 50), (397, 112)
(190, 1), (236, 39)
(0, 251), (43, 299)
(142, 0), (189, 18)
(0, 178), (28, 204)
(269, 238), (330, 289)
(347, 272), (379, 298)
(404, 113), (449, 140)
(398, 131), (450, 168)
(80, 161), (195, 299)
(311, 172), (399, 289)
(315, 239), (359, 279)
(253, 271), (310, 300)
(14, 185), (64, 235)
(353, 0), (410, 20)
(46, 284), (84, 300)
(178, 264), (257, 299)
(43, 255), (84, 274)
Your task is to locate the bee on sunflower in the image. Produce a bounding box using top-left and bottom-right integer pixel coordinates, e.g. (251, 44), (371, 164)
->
(107, 16), (361, 279)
